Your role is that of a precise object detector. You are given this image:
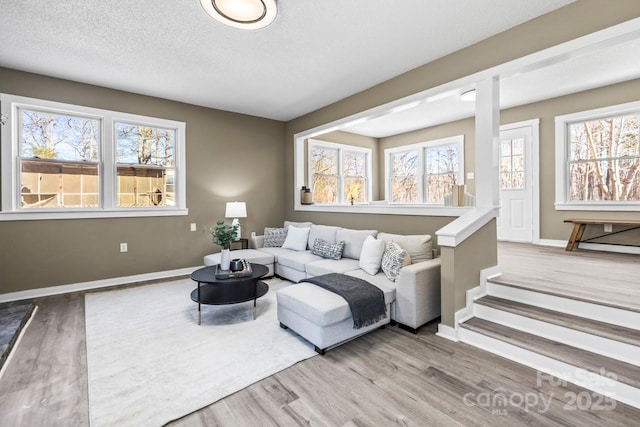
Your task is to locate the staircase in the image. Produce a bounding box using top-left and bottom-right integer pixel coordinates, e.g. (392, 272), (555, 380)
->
(458, 274), (640, 409)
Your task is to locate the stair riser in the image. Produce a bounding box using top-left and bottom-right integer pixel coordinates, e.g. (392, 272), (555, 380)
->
(473, 304), (640, 367)
(487, 283), (640, 330)
(459, 327), (640, 410)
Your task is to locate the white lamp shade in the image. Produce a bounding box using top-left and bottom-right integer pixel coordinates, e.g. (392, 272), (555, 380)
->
(225, 201), (247, 218)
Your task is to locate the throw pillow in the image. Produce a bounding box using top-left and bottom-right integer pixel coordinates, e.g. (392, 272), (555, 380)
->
(263, 227), (288, 247)
(381, 241), (411, 281)
(336, 228), (378, 260)
(281, 226), (311, 251)
(311, 238), (345, 260)
(283, 221), (313, 229)
(359, 235), (385, 275)
(377, 233), (433, 263)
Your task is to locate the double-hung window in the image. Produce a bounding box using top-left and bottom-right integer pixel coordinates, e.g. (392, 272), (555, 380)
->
(385, 135), (464, 204)
(308, 140), (371, 204)
(555, 101), (640, 210)
(0, 94), (187, 219)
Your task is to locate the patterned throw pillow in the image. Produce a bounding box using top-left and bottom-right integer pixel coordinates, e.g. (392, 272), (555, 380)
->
(381, 241), (411, 281)
(263, 227), (288, 247)
(312, 238), (345, 260)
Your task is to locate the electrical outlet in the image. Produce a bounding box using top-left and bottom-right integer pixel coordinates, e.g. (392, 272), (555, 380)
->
(120, 243), (128, 253)
(604, 224), (613, 233)
(467, 172), (475, 180)
(190, 223), (197, 232)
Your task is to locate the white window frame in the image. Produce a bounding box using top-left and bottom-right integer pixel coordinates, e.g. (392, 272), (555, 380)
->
(384, 135), (465, 205)
(307, 139), (372, 205)
(555, 100), (640, 211)
(0, 94), (187, 220)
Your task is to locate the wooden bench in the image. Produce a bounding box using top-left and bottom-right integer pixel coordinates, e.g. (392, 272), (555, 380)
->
(563, 219), (640, 251)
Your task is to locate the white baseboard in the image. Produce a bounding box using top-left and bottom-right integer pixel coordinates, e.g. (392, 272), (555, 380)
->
(436, 323), (459, 342)
(579, 243), (640, 255)
(537, 239), (566, 248)
(536, 239), (640, 255)
(0, 266), (202, 303)
(454, 265), (500, 327)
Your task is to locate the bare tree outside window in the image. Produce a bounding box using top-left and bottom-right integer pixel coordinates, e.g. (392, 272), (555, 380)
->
(116, 124), (176, 207)
(390, 150), (418, 202)
(19, 110), (100, 208)
(568, 113), (640, 201)
(500, 138), (525, 190)
(343, 150), (367, 203)
(311, 146), (338, 203)
(425, 144), (459, 203)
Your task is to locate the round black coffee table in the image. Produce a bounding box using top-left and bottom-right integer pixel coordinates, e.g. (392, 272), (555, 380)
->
(190, 263), (269, 325)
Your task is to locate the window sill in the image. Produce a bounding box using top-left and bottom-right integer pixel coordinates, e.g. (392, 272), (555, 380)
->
(0, 208), (189, 221)
(295, 203), (469, 216)
(555, 202), (640, 212)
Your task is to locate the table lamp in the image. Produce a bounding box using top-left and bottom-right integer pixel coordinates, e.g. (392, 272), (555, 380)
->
(225, 201), (247, 240)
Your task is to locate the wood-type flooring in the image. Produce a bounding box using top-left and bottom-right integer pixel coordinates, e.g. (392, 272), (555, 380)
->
(1, 243), (639, 426)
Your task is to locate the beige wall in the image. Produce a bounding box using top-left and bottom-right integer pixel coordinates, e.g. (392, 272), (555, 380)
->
(3, 1), (640, 295)
(285, 0), (640, 241)
(502, 78), (640, 241)
(440, 220), (497, 327)
(376, 77), (640, 241)
(0, 67), (286, 294)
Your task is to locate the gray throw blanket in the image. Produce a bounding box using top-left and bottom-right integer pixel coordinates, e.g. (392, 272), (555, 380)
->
(301, 273), (386, 329)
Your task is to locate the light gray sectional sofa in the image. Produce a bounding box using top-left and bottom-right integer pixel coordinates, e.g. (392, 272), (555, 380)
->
(205, 220), (441, 353)
(253, 221), (440, 341)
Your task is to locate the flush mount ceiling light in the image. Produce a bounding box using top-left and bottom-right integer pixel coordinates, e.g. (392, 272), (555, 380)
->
(460, 89), (476, 102)
(200, 0), (277, 30)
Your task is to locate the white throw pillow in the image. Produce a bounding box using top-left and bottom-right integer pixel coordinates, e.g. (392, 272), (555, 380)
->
(281, 226), (311, 251)
(336, 228), (378, 260)
(359, 235), (385, 275)
(381, 241), (411, 281)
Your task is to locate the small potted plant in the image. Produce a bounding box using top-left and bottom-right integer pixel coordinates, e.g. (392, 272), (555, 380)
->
(208, 220), (239, 270)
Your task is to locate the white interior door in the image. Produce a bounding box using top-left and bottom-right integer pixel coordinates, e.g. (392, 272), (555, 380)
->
(497, 125), (534, 242)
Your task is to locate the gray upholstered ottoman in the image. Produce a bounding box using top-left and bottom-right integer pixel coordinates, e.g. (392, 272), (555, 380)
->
(203, 249), (275, 276)
(276, 282), (392, 354)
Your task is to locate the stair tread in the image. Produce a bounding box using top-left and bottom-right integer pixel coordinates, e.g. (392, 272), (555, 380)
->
(476, 295), (640, 347)
(488, 274), (640, 314)
(461, 317), (640, 389)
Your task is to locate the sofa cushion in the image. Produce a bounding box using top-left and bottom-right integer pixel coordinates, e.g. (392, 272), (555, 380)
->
(381, 241), (411, 281)
(344, 269), (396, 304)
(203, 249), (274, 267)
(277, 276), (394, 327)
(335, 228), (378, 260)
(255, 246), (292, 262)
(307, 224), (341, 250)
(377, 233), (433, 263)
(284, 221), (313, 229)
(278, 250), (322, 271)
(305, 258), (360, 277)
(263, 227), (288, 247)
(359, 235), (385, 275)
(277, 283), (352, 326)
(281, 226), (310, 251)
(311, 238), (345, 260)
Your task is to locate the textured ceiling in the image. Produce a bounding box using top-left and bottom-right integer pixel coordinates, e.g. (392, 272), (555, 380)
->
(0, 0), (574, 121)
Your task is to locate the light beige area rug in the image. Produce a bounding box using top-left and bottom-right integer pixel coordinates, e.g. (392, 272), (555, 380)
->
(84, 278), (315, 427)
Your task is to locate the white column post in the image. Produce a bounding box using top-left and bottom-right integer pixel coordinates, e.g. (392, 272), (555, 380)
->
(474, 77), (500, 208)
